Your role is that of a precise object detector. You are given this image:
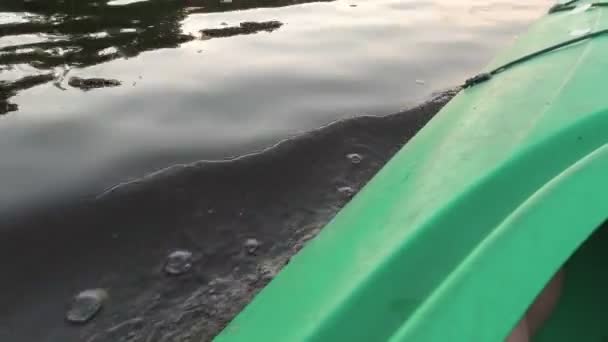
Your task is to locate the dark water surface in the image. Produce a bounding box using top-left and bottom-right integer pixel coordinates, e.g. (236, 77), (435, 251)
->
(1, 0), (550, 218)
(0, 94), (453, 341)
(0, 1), (551, 341)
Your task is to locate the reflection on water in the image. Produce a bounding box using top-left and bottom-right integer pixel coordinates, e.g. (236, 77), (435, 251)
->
(0, 1), (553, 341)
(0, 0), (325, 112)
(201, 20), (283, 38)
(0, 0), (550, 220)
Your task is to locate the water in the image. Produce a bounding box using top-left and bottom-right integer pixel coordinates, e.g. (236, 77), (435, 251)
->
(0, 0), (552, 341)
(0, 0), (550, 220)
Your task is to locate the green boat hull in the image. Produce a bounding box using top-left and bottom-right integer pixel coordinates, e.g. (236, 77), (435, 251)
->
(215, 2), (608, 341)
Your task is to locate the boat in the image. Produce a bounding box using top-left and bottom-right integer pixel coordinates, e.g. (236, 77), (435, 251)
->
(214, 1), (608, 341)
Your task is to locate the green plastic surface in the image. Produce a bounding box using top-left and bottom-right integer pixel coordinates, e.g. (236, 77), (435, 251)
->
(215, 2), (608, 341)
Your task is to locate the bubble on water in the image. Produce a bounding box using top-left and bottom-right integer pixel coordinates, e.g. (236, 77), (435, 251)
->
(337, 186), (355, 198)
(244, 238), (261, 255)
(66, 289), (108, 324)
(571, 3), (592, 14)
(569, 28), (591, 36)
(346, 153), (363, 164)
(164, 250), (193, 275)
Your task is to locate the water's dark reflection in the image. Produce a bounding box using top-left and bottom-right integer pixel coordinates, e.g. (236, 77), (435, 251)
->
(0, 0), (332, 113)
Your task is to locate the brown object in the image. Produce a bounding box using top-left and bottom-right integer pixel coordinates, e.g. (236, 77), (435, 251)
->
(506, 269), (565, 342)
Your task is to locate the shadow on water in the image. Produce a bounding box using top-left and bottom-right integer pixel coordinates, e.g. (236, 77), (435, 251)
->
(0, 88), (458, 342)
(0, 0), (333, 113)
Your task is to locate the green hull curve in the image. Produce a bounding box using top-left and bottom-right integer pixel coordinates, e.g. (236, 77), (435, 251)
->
(215, 2), (608, 341)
